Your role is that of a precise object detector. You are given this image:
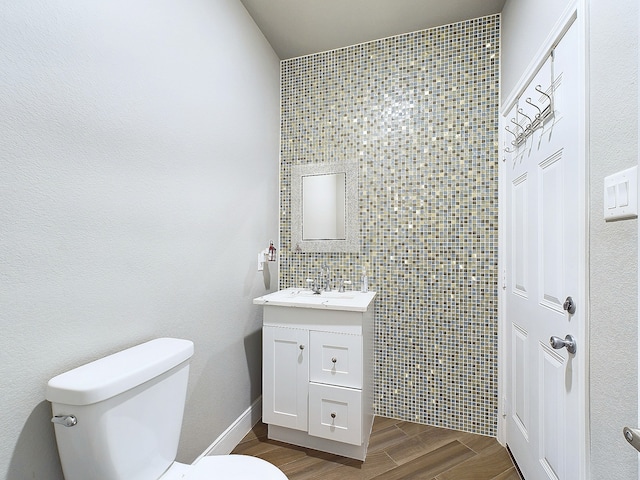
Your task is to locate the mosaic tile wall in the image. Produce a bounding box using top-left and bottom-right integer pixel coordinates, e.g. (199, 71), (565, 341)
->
(279, 15), (500, 436)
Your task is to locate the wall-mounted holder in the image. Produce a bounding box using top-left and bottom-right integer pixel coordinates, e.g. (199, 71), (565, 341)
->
(258, 241), (277, 271)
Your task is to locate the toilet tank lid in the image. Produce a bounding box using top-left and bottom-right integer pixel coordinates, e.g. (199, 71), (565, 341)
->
(46, 338), (194, 406)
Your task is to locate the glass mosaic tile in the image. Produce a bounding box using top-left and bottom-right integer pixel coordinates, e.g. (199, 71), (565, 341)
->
(279, 15), (500, 436)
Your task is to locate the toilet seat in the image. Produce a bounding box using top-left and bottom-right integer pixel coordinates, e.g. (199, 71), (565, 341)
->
(163, 455), (288, 479)
(190, 455), (288, 479)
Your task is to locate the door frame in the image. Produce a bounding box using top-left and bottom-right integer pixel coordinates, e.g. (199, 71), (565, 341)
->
(497, 1), (590, 478)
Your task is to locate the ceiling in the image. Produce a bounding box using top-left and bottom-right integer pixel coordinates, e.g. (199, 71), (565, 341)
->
(239, 0), (507, 59)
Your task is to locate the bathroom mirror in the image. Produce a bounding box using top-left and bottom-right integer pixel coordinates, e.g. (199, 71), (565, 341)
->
(292, 162), (359, 253)
(302, 173), (346, 240)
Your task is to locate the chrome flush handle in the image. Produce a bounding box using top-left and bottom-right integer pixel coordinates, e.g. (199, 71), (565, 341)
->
(51, 415), (77, 427)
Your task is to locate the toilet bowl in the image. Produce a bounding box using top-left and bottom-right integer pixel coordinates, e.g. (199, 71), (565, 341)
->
(46, 338), (287, 480)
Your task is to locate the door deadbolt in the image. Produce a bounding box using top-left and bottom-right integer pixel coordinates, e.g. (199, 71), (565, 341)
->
(563, 296), (576, 314)
(550, 334), (577, 354)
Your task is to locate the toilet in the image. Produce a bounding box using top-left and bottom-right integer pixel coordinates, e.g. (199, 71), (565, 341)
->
(46, 338), (288, 480)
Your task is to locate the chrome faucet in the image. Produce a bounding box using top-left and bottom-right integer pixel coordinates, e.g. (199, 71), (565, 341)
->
(306, 278), (321, 294)
(338, 279), (352, 293)
(321, 264), (331, 291)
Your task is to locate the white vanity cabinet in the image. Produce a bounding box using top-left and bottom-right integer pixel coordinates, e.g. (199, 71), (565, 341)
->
(255, 289), (375, 461)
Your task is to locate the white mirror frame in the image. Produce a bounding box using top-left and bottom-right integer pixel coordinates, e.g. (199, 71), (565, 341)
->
(291, 162), (359, 253)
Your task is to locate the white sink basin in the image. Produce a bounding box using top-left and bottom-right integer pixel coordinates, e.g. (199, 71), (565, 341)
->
(293, 290), (356, 300)
(253, 288), (376, 312)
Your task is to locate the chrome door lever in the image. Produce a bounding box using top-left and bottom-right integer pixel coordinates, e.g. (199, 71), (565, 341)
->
(550, 334), (577, 354)
(624, 427), (640, 452)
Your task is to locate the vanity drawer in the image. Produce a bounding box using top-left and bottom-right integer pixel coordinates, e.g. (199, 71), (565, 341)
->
(308, 382), (362, 446)
(310, 331), (362, 388)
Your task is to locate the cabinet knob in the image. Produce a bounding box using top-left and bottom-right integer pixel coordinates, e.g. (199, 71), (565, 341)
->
(330, 412), (336, 419)
(331, 357), (337, 363)
(299, 344), (305, 350)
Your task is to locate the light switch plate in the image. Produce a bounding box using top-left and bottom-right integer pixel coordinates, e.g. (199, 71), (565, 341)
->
(604, 166), (638, 221)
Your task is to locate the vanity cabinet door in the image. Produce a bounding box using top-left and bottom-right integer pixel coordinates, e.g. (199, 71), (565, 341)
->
(262, 326), (309, 431)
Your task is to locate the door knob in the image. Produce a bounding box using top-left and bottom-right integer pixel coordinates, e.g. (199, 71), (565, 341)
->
(624, 427), (640, 452)
(550, 334), (577, 354)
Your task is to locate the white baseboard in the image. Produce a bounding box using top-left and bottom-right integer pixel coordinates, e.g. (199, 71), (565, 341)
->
(193, 396), (262, 462)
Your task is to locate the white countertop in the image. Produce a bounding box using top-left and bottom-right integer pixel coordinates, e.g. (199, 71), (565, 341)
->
(253, 287), (376, 312)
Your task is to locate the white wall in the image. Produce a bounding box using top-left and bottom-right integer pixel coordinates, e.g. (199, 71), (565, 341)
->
(502, 0), (639, 478)
(0, 0), (280, 478)
(588, 0), (638, 478)
(501, 0), (574, 104)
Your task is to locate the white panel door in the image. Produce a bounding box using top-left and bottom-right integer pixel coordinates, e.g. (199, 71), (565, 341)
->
(504, 21), (585, 480)
(263, 325), (309, 431)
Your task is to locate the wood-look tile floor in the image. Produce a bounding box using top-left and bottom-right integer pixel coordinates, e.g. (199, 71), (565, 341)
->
(231, 417), (521, 480)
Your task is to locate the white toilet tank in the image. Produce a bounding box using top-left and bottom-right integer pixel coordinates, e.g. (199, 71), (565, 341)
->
(46, 338), (195, 480)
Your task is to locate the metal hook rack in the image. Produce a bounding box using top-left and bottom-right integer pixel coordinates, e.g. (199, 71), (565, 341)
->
(504, 84), (554, 152)
(504, 126), (518, 153)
